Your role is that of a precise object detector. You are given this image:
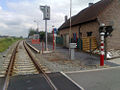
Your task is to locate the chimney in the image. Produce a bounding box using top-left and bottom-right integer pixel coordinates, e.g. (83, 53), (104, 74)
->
(89, 3), (94, 7)
(65, 15), (67, 22)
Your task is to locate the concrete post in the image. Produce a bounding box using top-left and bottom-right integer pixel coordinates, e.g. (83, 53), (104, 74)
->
(70, 48), (75, 60)
(70, 43), (76, 60)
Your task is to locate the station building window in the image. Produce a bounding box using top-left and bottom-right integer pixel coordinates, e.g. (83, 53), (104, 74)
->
(79, 32), (82, 38)
(61, 34), (63, 38)
(87, 32), (92, 37)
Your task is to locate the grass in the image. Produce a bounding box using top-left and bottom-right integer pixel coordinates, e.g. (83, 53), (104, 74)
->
(0, 37), (22, 52)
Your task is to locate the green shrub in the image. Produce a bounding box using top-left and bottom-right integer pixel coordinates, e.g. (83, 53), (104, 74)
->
(0, 38), (21, 52)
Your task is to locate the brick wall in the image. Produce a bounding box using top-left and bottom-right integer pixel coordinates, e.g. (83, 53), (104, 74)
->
(59, 21), (99, 42)
(80, 21), (99, 41)
(59, 0), (120, 50)
(98, 0), (120, 50)
(59, 26), (79, 38)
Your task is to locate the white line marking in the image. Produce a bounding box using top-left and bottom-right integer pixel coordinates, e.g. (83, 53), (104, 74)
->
(65, 66), (120, 74)
(60, 72), (85, 90)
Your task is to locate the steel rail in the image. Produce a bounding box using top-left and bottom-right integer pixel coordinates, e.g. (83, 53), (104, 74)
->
(23, 41), (58, 90)
(3, 41), (57, 90)
(3, 42), (20, 90)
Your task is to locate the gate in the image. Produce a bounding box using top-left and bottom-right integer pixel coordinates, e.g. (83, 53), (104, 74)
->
(82, 37), (98, 52)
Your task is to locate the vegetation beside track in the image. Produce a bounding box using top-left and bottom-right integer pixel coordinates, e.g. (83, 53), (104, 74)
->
(0, 37), (22, 52)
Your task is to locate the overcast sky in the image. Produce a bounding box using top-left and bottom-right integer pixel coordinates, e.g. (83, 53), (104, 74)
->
(0, 0), (100, 37)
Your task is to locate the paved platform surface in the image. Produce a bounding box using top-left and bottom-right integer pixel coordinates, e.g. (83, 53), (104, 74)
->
(48, 72), (82, 90)
(66, 67), (120, 90)
(26, 40), (120, 67)
(8, 74), (52, 90)
(8, 72), (81, 90)
(108, 58), (120, 65)
(0, 77), (5, 90)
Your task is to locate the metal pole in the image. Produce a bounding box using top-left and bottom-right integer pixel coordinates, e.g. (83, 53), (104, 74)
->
(53, 28), (54, 50)
(70, 0), (72, 43)
(69, 0), (72, 58)
(45, 20), (47, 50)
(37, 22), (39, 33)
(55, 34), (56, 51)
(34, 20), (39, 33)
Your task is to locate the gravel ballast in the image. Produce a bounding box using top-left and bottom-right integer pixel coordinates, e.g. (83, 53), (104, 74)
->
(0, 42), (18, 77)
(26, 40), (120, 72)
(34, 52), (108, 72)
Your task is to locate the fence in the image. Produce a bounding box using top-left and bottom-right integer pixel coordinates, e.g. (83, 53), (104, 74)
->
(50, 35), (98, 53)
(80, 37), (98, 52)
(56, 37), (63, 45)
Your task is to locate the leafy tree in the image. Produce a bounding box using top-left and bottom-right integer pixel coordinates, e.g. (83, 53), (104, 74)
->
(39, 31), (45, 40)
(28, 28), (36, 37)
(28, 28), (45, 40)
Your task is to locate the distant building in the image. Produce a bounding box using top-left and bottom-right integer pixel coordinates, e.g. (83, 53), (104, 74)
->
(58, 0), (120, 51)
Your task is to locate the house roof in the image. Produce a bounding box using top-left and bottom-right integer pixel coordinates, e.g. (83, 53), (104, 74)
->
(58, 0), (113, 30)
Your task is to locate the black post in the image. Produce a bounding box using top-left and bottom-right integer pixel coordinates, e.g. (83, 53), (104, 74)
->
(89, 37), (92, 54)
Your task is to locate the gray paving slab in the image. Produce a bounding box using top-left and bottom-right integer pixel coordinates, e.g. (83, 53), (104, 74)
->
(8, 74), (52, 90)
(48, 72), (82, 90)
(107, 58), (120, 65)
(0, 77), (5, 90)
(66, 67), (120, 90)
(7, 72), (82, 90)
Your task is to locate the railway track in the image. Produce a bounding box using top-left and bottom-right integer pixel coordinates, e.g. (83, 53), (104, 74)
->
(3, 41), (57, 90)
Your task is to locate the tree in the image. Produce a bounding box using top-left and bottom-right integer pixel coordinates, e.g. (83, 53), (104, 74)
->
(28, 28), (36, 37)
(39, 31), (45, 40)
(28, 28), (45, 40)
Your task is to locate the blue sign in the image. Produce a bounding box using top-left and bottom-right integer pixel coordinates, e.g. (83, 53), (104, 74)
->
(54, 28), (57, 34)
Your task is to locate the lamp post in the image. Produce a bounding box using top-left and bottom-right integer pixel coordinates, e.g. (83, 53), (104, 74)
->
(34, 20), (39, 33)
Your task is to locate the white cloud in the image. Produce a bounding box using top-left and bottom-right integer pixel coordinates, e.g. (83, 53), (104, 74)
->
(0, 0), (100, 37)
(0, 6), (2, 11)
(0, 23), (8, 28)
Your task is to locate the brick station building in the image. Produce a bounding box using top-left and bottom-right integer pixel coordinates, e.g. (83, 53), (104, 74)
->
(58, 0), (120, 51)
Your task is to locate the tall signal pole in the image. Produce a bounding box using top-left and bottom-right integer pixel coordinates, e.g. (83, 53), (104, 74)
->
(34, 20), (39, 33)
(45, 19), (47, 50)
(40, 5), (50, 51)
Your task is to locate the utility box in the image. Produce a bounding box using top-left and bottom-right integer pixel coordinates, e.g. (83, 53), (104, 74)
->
(70, 43), (76, 60)
(70, 43), (77, 49)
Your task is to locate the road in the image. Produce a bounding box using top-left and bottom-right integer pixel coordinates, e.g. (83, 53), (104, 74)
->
(66, 67), (120, 90)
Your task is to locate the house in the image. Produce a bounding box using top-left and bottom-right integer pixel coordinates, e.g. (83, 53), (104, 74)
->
(58, 0), (120, 52)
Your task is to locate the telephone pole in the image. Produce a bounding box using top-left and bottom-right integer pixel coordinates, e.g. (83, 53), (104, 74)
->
(69, 0), (72, 58)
